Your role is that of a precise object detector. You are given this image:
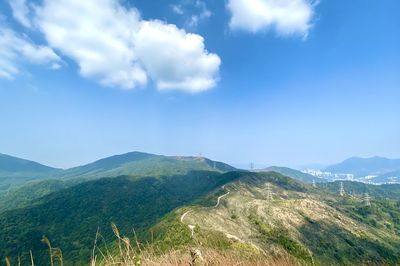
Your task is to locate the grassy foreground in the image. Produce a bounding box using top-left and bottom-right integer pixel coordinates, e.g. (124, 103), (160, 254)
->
(6, 223), (297, 266)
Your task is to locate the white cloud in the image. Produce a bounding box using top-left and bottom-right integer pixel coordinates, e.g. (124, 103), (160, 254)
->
(33, 0), (220, 92)
(9, 0), (32, 27)
(227, 0), (317, 36)
(136, 21), (220, 92)
(0, 26), (60, 79)
(35, 0), (147, 90)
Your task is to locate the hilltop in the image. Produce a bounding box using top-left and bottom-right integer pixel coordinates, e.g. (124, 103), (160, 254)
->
(0, 151), (235, 212)
(0, 153), (60, 192)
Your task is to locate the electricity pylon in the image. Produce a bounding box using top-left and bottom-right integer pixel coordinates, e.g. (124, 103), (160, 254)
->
(312, 179), (317, 188)
(250, 162), (254, 171)
(364, 193), (371, 206)
(339, 182), (345, 197)
(266, 183), (273, 201)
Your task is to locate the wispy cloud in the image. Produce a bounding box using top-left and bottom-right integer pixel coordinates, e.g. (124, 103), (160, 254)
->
(9, 0), (32, 28)
(171, 0), (212, 29)
(0, 25), (60, 79)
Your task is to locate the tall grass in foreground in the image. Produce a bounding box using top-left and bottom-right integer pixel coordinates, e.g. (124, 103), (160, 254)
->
(89, 223), (298, 266)
(5, 223), (298, 266)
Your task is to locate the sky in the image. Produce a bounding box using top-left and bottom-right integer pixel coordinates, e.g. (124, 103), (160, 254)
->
(0, 0), (399, 169)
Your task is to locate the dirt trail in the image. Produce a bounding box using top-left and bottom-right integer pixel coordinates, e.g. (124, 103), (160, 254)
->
(180, 186), (229, 237)
(179, 185), (267, 256)
(214, 191), (230, 208)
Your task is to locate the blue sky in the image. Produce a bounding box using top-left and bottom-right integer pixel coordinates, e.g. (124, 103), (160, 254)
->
(0, 0), (399, 169)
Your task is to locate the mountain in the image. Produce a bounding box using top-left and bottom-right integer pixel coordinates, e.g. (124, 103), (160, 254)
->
(0, 153), (60, 192)
(0, 170), (243, 265)
(2, 169), (400, 265)
(0, 152), (236, 212)
(259, 166), (327, 184)
(173, 173), (400, 265)
(325, 156), (400, 177)
(59, 151), (235, 180)
(374, 170), (400, 184)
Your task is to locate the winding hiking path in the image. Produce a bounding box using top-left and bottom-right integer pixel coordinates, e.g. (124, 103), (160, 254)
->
(180, 210), (195, 236)
(214, 191), (230, 208)
(179, 184), (267, 256)
(180, 185), (229, 237)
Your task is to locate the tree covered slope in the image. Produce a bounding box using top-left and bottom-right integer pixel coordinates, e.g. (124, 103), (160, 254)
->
(0, 152), (235, 213)
(0, 153), (61, 192)
(0, 170), (242, 265)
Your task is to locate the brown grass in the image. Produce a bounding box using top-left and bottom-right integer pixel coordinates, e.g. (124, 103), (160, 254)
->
(90, 224), (298, 266)
(5, 223), (297, 266)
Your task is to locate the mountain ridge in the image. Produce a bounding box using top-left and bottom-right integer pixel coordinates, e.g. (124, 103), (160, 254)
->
(325, 156), (400, 177)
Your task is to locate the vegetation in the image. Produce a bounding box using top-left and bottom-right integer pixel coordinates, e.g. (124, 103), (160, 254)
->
(1, 153), (400, 265)
(0, 152), (235, 213)
(248, 212), (313, 265)
(321, 180), (400, 200)
(0, 153), (60, 194)
(0, 170), (233, 265)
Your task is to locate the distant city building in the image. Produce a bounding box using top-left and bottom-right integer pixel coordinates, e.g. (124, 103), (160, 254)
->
(302, 169), (354, 180)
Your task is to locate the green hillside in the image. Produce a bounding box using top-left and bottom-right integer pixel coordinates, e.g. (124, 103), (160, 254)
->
(2, 169), (400, 265)
(321, 180), (400, 200)
(0, 152), (235, 213)
(0, 153), (61, 193)
(59, 151), (235, 180)
(0, 170), (242, 265)
(174, 172), (400, 265)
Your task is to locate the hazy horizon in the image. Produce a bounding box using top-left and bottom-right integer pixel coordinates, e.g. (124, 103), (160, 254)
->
(1, 149), (399, 171)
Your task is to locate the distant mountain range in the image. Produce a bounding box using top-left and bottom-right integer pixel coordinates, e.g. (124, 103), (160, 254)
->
(324, 156), (400, 183)
(325, 156), (400, 176)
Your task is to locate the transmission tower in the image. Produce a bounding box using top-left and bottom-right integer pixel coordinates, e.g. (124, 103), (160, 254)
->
(266, 183), (273, 201)
(339, 182), (345, 197)
(213, 161), (217, 169)
(250, 162), (254, 171)
(364, 193), (371, 206)
(312, 179), (317, 188)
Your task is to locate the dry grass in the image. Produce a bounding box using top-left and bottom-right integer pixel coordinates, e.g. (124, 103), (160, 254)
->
(5, 223), (297, 266)
(90, 224), (298, 266)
